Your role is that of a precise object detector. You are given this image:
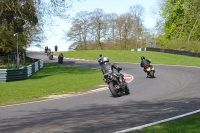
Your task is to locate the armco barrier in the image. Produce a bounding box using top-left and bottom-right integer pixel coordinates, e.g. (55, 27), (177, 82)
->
(6, 68), (27, 82)
(0, 69), (7, 82)
(146, 47), (200, 58)
(0, 60), (43, 82)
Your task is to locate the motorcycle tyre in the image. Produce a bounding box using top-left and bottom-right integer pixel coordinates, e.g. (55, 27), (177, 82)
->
(150, 71), (155, 78)
(124, 84), (130, 95)
(109, 82), (120, 97)
(58, 59), (63, 64)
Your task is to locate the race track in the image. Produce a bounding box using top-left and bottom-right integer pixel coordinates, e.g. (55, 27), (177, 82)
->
(0, 51), (200, 133)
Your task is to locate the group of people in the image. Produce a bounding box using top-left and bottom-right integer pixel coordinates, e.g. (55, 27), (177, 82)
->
(44, 45), (58, 53)
(98, 54), (153, 84)
(44, 45), (64, 62)
(45, 46), (53, 57)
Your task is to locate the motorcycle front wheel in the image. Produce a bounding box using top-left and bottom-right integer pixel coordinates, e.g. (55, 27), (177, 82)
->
(109, 82), (120, 97)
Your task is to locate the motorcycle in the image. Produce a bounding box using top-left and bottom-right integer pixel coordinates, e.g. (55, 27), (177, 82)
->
(44, 49), (48, 53)
(58, 57), (63, 64)
(47, 51), (50, 56)
(145, 65), (155, 78)
(104, 69), (130, 97)
(49, 54), (53, 60)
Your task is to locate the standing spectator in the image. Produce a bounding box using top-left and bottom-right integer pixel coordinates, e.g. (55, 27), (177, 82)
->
(55, 45), (58, 52)
(45, 46), (48, 53)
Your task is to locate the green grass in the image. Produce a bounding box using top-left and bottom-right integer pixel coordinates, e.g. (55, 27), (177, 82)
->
(55, 50), (200, 67)
(132, 112), (200, 133)
(0, 63), (104, 106)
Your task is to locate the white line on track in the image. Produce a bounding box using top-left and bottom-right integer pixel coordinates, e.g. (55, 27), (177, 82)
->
(114, 109), (200, 133)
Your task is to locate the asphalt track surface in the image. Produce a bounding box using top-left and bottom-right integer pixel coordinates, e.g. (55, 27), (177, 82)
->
(0, 51), (200, 133)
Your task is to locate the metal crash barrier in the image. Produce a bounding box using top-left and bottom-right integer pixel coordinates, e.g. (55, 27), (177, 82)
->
(146, 47), (200, 57)
(0, 60), (43, 82)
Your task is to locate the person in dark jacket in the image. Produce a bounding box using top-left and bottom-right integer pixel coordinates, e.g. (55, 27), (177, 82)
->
(58, 53), (63, 63)
(45, 46), (48, 53)
(99, 56), (124, 86)
(58, 53), (63, 58)
(55, 45), (58, 52)
(98, 54), (103, 65)
(140, 56), (152, 73)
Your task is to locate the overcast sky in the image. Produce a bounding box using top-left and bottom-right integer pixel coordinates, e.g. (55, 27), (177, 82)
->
(27, 0), (159, 51)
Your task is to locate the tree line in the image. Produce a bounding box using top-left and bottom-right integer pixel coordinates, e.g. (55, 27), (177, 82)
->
(0, 0), (81, 55)
(68, 0), (200, 52)
(156, 0), (200, 52)
(1, 0), (200, 53)
(67, 5), (153, 50)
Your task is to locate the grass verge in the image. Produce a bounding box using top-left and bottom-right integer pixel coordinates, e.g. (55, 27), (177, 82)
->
(55, 50), (200, 66)
(0, 63), (104, 106)
(132, 112), (200, 133)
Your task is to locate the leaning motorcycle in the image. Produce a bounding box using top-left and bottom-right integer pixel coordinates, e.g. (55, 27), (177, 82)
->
(104, 69), (130, 97)
(58, 57), (63, 64)
(49, 54), (53, 60)
(145, 65), (155, 78)
(44, 49), (47, 53)
(47, 51), (50, 56)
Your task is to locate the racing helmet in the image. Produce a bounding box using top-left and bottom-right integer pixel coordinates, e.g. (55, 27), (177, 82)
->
(141, 56), (145, 60)
(102, 57), (109, 63)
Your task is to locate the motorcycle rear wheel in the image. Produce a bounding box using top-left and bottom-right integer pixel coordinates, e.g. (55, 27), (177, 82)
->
(150, 71), (155, 77)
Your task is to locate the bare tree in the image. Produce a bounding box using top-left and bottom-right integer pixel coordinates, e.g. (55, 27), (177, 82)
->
(67, 11), (91, 49)
(129, 4), (145, 49)
(115, 13), (135, 50)
(90, 9), (108, 49)
(106, 13), (118, 47)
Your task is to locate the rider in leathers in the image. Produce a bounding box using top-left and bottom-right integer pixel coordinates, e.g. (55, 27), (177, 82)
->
(100, 57), (124, 86)
(98, 54), (103, 65)
(140, 56), (153, 73)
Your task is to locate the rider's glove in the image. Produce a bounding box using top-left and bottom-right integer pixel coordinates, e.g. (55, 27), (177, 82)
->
(117, 67), (122, 71)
